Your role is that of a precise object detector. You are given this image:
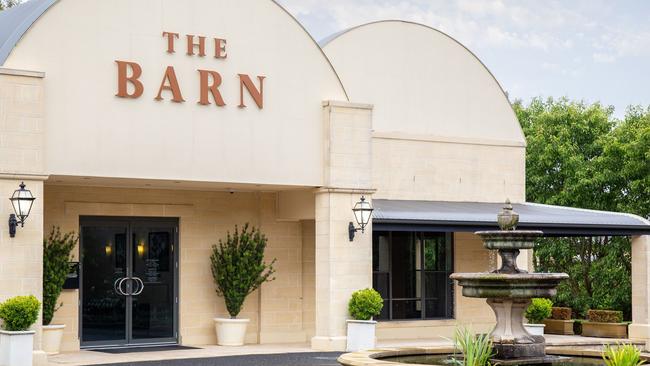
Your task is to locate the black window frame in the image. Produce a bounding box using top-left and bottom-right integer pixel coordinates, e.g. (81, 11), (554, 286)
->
(372, 230), (454, 321)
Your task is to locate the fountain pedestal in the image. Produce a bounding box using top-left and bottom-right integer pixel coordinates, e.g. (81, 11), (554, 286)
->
(487, 298), (545, 358)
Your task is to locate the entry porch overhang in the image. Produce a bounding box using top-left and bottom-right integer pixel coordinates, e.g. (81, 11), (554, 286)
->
(373, 199), (650, 236)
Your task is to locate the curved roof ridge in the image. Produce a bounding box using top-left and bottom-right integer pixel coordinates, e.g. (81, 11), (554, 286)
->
(320, 19), (526, 144)
(0, 0), (58, 66)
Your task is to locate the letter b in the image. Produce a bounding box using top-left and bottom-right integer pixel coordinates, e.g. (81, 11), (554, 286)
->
(115, 60), (144, 98)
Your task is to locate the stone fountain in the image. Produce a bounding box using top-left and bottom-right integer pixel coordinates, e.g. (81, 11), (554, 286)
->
(450, 201), (568, 362)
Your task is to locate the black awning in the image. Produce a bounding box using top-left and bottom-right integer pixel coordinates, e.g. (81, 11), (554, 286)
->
(373, 200), (650, 237)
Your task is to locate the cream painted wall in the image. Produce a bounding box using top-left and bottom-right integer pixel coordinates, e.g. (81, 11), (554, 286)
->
(3, 0), (347, 186)
(322, 21), (525, 145)
(323, 21), (526, 203)
(44, 185), (311, 350)
(372, 137), (526, 202)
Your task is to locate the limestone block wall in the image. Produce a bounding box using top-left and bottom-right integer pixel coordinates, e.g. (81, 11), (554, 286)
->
(44, 185), (309, 351)
(0, 69), (44, 175)
(301, 220), (316, 339)
(372, 136), (526, 203)
(0, 68), (46, 364)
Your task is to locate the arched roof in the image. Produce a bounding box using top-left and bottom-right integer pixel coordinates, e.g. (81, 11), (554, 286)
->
(0, 0), (57, 66)
(0, 0), (348, 99)
(321, 20), (526, 145)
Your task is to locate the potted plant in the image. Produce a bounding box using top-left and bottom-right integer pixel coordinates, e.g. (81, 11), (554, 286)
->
(42, 227), (77, 354)
(543, 306), (575, 335)
(210, 224), (276, 346)
(524, 298), (552, 335)
(582, 309), (628, 338)
(0, 295), (40, 366)
(346, 288), (383, 352)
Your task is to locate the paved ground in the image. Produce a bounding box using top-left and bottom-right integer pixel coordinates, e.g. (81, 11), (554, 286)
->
(48, 335), (642, 366)
(93, 352), (342, 366)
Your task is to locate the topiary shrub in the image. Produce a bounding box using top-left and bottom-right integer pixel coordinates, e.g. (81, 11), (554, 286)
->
(348, 288), (383, 321)
(525, 298), (553, 324)
(551, 306), (572, 320)
(0, 295), (40, 331)
(588, 309), (623, 323)
(210, 224), (276, 318)
(43, 227), (77, 326)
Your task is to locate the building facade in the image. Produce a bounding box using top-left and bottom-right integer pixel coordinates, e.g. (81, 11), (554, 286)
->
(0, 0), (649, 363)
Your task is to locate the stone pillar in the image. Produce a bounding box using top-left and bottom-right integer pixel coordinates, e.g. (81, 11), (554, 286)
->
(0, 68), (47, 365)
(311, 101), (374, 351)
(629, 235), (650, 349)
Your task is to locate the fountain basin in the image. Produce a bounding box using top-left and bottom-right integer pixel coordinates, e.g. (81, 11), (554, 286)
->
(450, 273), (569, 298)
(476, 230), (544, 250)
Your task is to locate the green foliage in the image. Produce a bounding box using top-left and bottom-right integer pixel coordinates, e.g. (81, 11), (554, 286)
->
(0, 0), (21, 10)
(43, 227), (77, 326)
(525, 298), (553, 324)
(602, 343), (645, 366)
(348, 288), (383, 320)
(0, 295), (40, 331)
(452, 326), (493, 366)
(210, 224), (276, 318)
(588, 309), (623, 323)
(551, 307), (572, 320)
(514, 98), (650, 320)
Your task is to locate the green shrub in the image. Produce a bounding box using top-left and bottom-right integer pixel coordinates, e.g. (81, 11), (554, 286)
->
(452, 326), (493, 366)
(0, 295), (40, 331)
(210, 224), (276, 318)
(43, 227), (77, 325)
(348, 288), (383, 320)
(588, 309), (623, 323)
(525, 298), (553, 324)
(551, 307), (572, 320)
(602, 343), (644, 366)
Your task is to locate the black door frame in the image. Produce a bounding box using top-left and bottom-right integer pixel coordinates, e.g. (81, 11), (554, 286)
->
(79, 216), (179, 349)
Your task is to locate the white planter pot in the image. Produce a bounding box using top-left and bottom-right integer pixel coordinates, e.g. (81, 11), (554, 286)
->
(42, 324), (66, 354)
(0, 330), (35, 366)
(346, 320), (377, 352)
(524, 323), (546, 336)
(214, 318), (249, 346)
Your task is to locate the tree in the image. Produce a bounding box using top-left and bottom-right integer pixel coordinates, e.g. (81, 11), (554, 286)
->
(514, 97), (649, 319)
(0, 0), (21, 11)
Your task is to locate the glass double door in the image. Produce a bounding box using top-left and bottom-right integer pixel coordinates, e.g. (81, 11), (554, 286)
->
(80, 217), (178, 348)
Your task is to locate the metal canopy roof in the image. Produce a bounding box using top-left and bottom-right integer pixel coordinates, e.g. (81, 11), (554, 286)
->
(373, 199), (650, 236)
(0, 0), (58, 66)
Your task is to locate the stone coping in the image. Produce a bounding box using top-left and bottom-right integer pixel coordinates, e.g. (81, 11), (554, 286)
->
(338, 343), (649, 366)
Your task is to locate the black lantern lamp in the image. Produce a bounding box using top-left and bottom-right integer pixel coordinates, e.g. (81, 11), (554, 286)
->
(8, 182), (36, 238)
(349, 195), (373, 242)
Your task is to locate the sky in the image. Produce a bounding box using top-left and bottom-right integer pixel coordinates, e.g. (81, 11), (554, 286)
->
(277, 0), (650, 118)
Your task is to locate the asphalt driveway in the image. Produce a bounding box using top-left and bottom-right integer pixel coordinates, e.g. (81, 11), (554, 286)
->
(95, 352), (342, 366)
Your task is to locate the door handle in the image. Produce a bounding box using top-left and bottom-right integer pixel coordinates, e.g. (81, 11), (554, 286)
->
(132, 277), (145, 296)
(114, 277), (128, 296)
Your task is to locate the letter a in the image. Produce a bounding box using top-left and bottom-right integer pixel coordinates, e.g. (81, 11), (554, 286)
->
(155, 66), (185, 103)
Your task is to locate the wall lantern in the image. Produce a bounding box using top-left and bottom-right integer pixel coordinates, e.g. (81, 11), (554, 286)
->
(349, 195), (373, 242)
(8, 182), (36, 238)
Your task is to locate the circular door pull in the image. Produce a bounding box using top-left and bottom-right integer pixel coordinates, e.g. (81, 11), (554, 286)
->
(114, 277), (128, 296)
(132, 277), (145, 296)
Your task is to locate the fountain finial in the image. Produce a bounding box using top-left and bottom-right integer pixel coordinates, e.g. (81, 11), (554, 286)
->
(497, 199), (518, 231)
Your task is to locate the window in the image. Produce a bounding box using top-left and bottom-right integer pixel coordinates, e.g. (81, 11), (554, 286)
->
(372, 231), (454, 320)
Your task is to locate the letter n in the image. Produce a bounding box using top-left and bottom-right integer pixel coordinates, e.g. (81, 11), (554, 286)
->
(238, 74), (265, 109)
